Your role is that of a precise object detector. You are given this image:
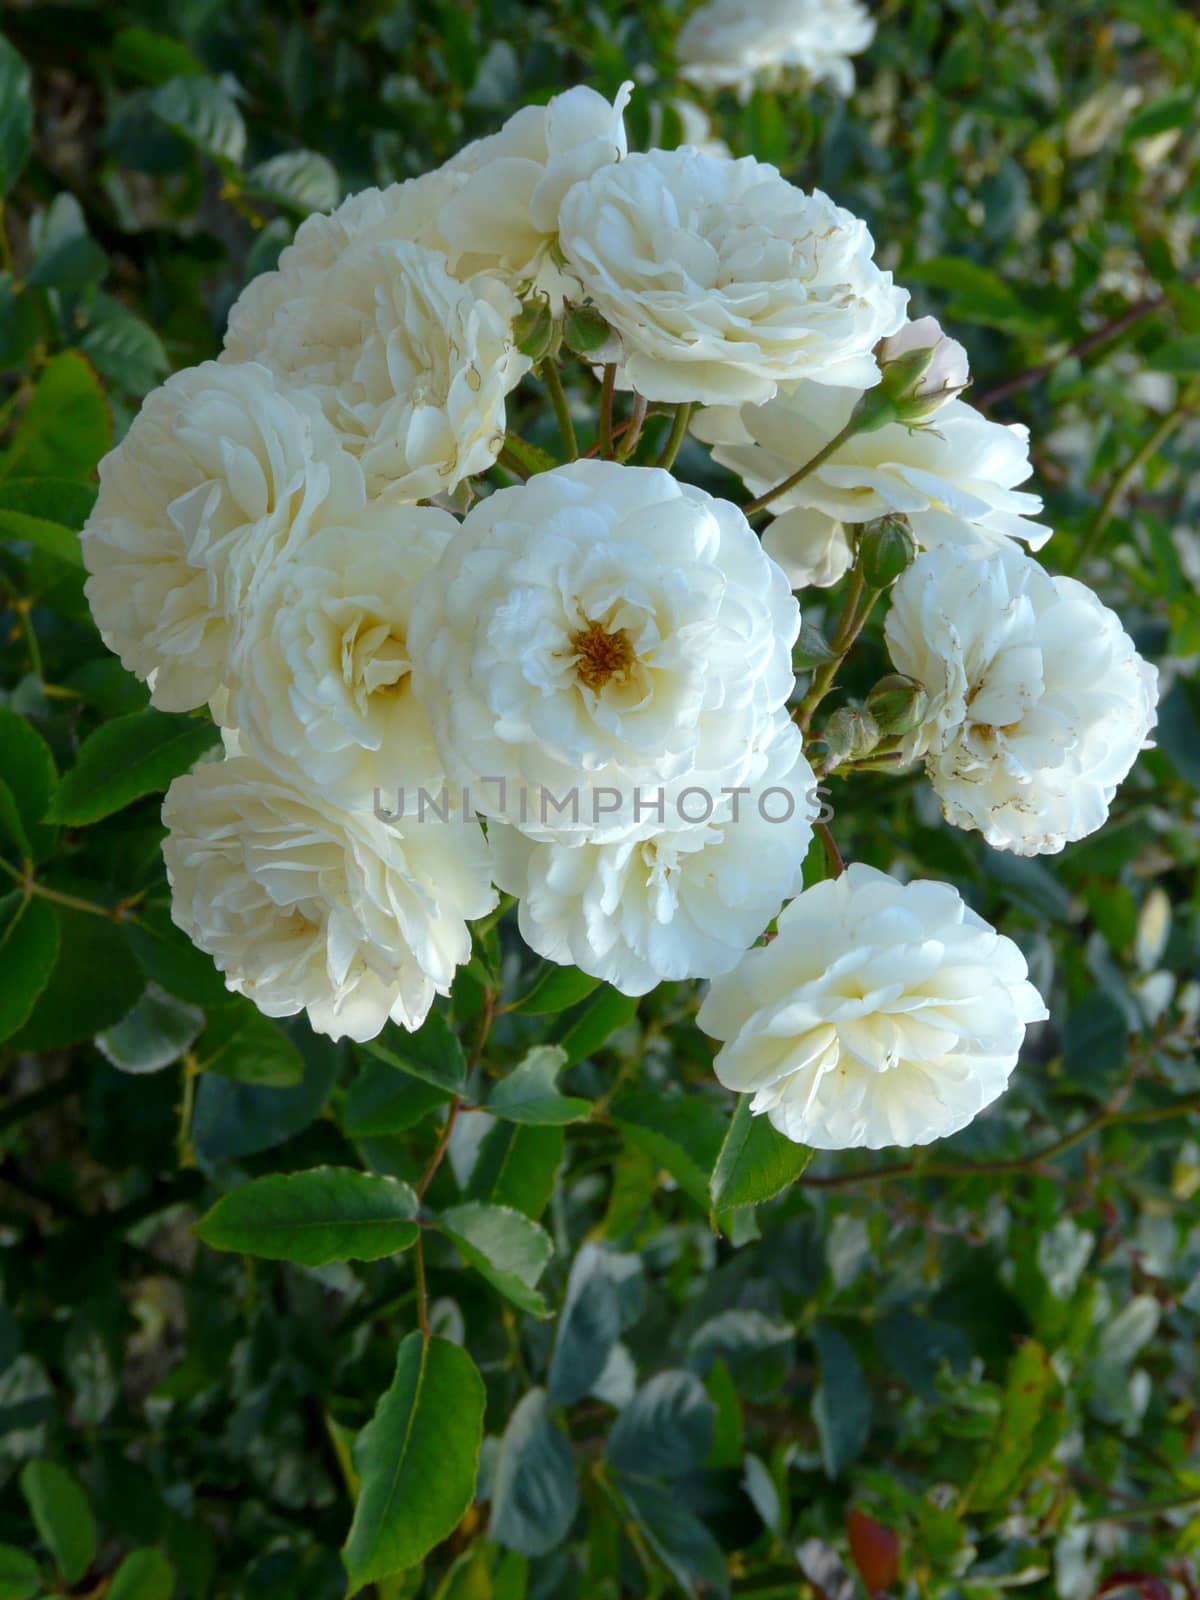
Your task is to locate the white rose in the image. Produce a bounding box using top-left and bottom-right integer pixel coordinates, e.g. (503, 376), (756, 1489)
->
(558, 149), (907, 405)
(222, 237), (529, 503)
(491, 714), (819, 995)
(693, 382), (1047, 589)
(698, 862), (1048, 1150)
(409, 460), (799, 842)
(222, 170), (462, 364)
(677, 0), (876, 101)
(439, 82), (632, 300)
(82, 361), (362, 713)
(886, 543), (1159, 856)
(230, 504), (459, 801)
(162, 745), (496, 1043)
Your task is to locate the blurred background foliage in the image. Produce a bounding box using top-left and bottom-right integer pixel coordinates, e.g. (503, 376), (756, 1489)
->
(1, 0), (1199, 1596)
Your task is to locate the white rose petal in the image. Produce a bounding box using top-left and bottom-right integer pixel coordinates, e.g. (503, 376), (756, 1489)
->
(886, 543), (1159, 856)
(677, 0), (875, 101)
(559, 148), (907, 405)
(222, 238), (529, 503)
(409, 459), (799, 842)
(439, 82), (633, 299)
(698, 862), (1048, 1149)
(82, 361), (362, 713)
(230, 503), (459, 801)
(162, 747), (496, 1043)
(492, 714), (819, 995)
(222, 170), (463, 363)
(694, 380), (1047, 589)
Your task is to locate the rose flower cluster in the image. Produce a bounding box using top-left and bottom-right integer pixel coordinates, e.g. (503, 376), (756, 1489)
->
(81, 82), (1158, 1151)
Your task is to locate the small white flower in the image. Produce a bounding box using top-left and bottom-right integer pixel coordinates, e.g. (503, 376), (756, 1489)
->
(559, 149), (907, 405)
(439, 82), (633, 300)
(162, 744), (496, 1042)
(677, 0), (875, 101)
(222, 238), (529, 503)
(491, 715), (819, 995)
(886, 543), (1159, 855)
(222, 170), (462, 363)
(693, 380), (1047, 589)
(82, 361), (362, 713)
(409, 460), (799, 842)
(230, 504), (459, 800)
(698, 862), (1048, 1149)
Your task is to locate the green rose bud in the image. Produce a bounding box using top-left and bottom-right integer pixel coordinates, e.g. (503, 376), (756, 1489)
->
(858, 513), (916, 589)
(821, 705), (881, 767)
(847, 385), (900, 435)
(562, 303), (611, 356)
(513, 295), (556, 361)
(866, 673), (929, 737)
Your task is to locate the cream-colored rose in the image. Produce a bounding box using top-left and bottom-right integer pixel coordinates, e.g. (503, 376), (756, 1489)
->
(694, 381), (1047, 589)
(677, 0), (875, 101)
(886, 544), (1159, 855)
(81, 361), (362, 713)
(162, 744), (496, 1042)
(409, 460), (799, 843)
(490, 714), (818, 995)
(698, 863), (1048, 1149)
(230, 504), (459, 801)
(559, 149), (907, 405)
(222, 238), (529, 503)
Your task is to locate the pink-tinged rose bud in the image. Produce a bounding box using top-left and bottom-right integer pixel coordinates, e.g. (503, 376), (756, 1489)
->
(878, 316), (970, 418)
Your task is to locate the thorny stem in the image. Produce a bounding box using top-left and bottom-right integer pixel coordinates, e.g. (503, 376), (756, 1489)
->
(1067, 389), (1195, 573)
(797, 1090), (1200, 1191)
(176, 1054), (199, 1170)
(655, 400), (694, 470)
(616, 393), (648, 461)
(742, 415), (860, 515)
(0, 857), (138, 921)
(794, 565), (877, 734)
(496, 444), (531, 480)
(599, 362), (617, 458)
(540, 360), (578, 460)
(815, 819), (845, 878)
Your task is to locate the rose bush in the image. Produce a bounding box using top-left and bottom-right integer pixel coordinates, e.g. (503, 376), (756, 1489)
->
(1, 3), (1198, 1598)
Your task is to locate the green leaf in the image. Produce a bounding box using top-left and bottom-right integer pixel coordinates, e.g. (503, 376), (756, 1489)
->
(106, 1548), (175, 1600)
(80, 296), (170, 396)
(967, 1339), (1055, 1510)
(1147, 336), (1200, 375)
(555, 988), (638, 1067)
(0, 709), (57, 860)
(192, 1025), (338, 1160)
(0, 1543), (40, 1600)
(607, 1372), (716, 1480)
(465, 1120), (563, 1220)
(343, 1057), (449, 1137)
(18, 1461), (95, 1587)
(0, 352), (111, 482)
(149, 76), (246, 168)
(7, 903), (143, 1050)
(812, 1326), (870, 1479)
(501, 432), (559, 477)
(123, 902), (228, 1006)
(611, 1088), (725, 1210)
(1061, 990), (1127, 1087)
(195, 1167), (420, 1265)
(95, 983), (205, 1073)
(486, 1045), (589, 1126)
(904, 256), (1048, 335)
(110, 26), (204, 86)
(548, 1244), (622, 1407)
(709, 1097), (812, 1212)
(0, 897), (59, 1044)
(0, 510), (84, 568)
(616, 1476), (729, 1600)
(509, 964), (600, 1016)
(245, 150), (340, 213)
(1124, 90), (1193, 144)
(0, 477), (95, 528)
(0, 37), (32, 196)
(27, 233), (108, 292)
(489, 1388), (579, 1558)
(46, 708), (219, 825)
(343, 1332), (485, 1592)
(0, 272), (39, 368)
(438, 1202), (553, 1316)
(364, 1010), (466, 1095)
(194, 998), (304, 1087)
